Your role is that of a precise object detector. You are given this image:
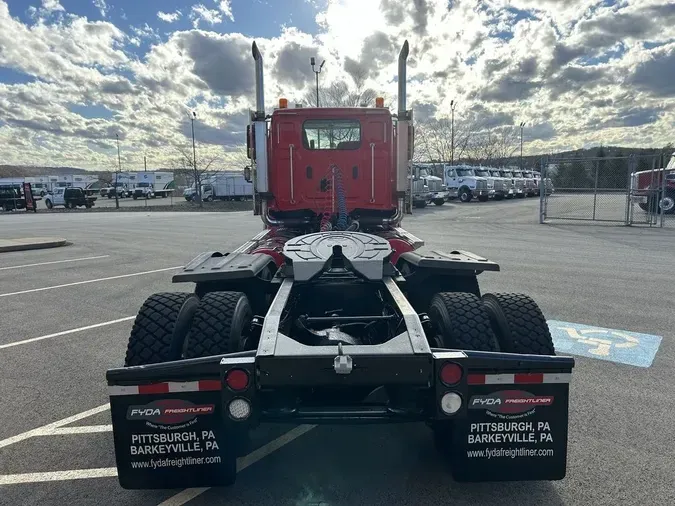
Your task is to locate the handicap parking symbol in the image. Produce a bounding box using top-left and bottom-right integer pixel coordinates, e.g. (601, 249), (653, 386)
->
(547, 320), (663, 368)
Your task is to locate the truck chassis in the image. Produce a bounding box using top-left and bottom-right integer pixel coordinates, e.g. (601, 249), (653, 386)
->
(107, 229), (573, 489)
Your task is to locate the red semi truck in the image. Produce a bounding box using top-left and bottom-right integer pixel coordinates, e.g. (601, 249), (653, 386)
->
(632, 155), (675, 214)
(106, 40), (574, 491)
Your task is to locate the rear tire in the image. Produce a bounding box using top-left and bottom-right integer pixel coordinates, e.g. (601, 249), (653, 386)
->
(184, 291), (254, 459)
(482, 293), (555, 355)
(478, 195), (489, 202)
(428, 292), (500, 352)
(428, 292), (499, 460)
(124, 293), (199, 366)
(183, 291), (253, 359)
(433, 198), (445, 206)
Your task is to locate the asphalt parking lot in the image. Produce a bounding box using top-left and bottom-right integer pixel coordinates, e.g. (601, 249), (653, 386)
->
(1, 198), (674, 506)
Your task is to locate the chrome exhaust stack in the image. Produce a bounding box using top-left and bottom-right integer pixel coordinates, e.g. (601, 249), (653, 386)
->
(395, 40), (411, 199)
(252, 41), (269, 195)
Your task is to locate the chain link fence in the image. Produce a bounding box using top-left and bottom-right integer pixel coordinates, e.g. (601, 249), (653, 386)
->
(540, 153), (674, 227)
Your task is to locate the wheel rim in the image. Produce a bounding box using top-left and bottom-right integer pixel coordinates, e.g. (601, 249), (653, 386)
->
(661, 196), (674, 212)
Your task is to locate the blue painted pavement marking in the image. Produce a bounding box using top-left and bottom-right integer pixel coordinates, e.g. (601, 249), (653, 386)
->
(547, 320), (663, 368)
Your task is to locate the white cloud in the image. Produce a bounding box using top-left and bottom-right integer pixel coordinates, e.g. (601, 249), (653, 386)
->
(189, 4), (223, 28)
(41, 0), (64, 12)
(157, 10), (182, 23)
(93, 0), (107, 17)
(217, 0), (234, 22)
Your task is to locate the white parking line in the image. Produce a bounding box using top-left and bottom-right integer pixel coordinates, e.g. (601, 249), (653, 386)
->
(0, 404), (110, 450)
(0, 316), (135, 350)
(40, 425), (112, 436)
(0, 266), (182, 298)
(0, 468), (118, 485)
(0, 255), (110, 271)
(157, 424), (316, 506)
(0, 402), (315, 491)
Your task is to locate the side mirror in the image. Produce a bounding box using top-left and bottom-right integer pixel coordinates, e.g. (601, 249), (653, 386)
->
(244, 166), (252, 182)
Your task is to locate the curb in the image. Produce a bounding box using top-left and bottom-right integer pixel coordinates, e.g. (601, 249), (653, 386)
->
(0, 237), (68, 253)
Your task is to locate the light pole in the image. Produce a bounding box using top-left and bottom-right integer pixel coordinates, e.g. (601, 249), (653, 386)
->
(450, 100), (456, 165)
(519, 122), (525, 170)
(115, 133), (121, 210)
(310, 57), (325, 107)
(189, 111), (200, 205)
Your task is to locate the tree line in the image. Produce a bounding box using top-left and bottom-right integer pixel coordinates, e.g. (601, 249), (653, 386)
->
(549, 145), (674, 189)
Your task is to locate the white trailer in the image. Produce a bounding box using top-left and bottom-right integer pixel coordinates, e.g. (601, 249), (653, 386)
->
(199, 172), (252, 201)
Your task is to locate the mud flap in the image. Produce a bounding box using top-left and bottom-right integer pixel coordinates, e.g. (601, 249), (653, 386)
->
(450, 375), (570, 482)
(109, 388), (236, 489)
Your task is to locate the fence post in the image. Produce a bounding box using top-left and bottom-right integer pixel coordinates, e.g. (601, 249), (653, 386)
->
(625, 154), (634, 226)
(539, 157), (546, 224)
(660, 155), (667, 228)
(592, 159), (599, 220)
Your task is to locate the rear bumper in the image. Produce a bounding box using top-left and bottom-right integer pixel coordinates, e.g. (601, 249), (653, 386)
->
(107, 347), (574, 488)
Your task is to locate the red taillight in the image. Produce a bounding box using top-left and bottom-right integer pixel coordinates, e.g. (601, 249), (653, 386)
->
(440, 362), (463, 386)
(226, 369), (249, 391)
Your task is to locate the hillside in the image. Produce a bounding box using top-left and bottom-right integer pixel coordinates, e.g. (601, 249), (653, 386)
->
(0, 166), (89, 178)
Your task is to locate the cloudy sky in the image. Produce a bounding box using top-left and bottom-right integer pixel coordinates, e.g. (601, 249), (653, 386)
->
(0, 0), (673, 171)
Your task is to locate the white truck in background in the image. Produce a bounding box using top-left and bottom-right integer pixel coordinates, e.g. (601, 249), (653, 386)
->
(410, 164), (447, 208)
(129, 172), (175, 199)
(185, 172), (253, 202)
(443, 165), (490, 202)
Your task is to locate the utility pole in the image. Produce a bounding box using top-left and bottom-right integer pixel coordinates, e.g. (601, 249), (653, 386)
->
(115, 133), (121, 210)
(310, 57), (325, 107)
(450, 100), (456, 165)
(190, 111), (201, 206)
(144, 156), (147, 172)
(520, 122), (525, 170)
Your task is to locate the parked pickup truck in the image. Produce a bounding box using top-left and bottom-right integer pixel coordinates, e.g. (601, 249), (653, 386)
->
(45, 187), (97, 209)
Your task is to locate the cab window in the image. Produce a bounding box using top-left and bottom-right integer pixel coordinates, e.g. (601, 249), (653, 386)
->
(302, 119), (361, 150)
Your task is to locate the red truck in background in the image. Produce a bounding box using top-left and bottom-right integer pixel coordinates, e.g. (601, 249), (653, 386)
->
(631, 155), (675, 214)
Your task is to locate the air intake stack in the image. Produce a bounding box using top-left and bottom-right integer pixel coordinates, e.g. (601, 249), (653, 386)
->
(252, 42), (269, 195)
(395, 40), (412, 201)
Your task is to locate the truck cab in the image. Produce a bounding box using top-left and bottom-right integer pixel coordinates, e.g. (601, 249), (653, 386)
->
(521, 170), (537, 197)
(499, 169), (518, 198)
(444, 165), (489, 202)
(472, 167), (501, 200)
(631, 155), (675, 214)
(411, 164), (446, 207)
(510, 169), (527, 198)
(488, 168), (512, 200)
(106, 183), (130, 199)
(131, 182), (155, 200)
